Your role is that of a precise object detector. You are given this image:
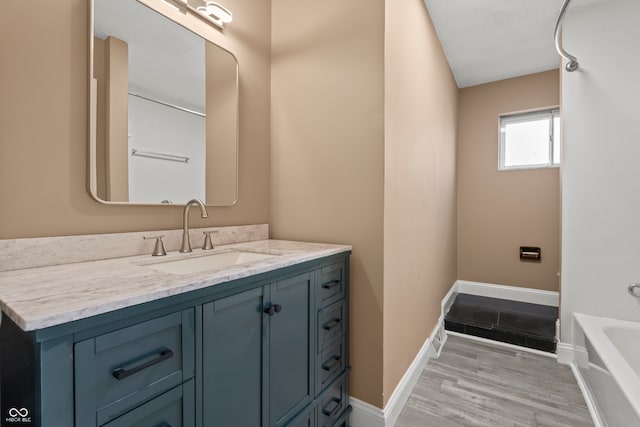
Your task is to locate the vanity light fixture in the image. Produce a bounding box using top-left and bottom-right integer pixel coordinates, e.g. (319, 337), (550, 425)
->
(163, 0), (188, 12)
(162, 0), (233, 30)
(197, 2), (233, 26)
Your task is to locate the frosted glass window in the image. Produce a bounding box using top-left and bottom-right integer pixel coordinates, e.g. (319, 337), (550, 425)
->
(499, 109), (560, 170)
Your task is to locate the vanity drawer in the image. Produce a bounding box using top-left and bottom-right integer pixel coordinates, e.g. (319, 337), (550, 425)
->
(75, 310), (195, 426)
(317, 374), (348, 427)
(316, 262), (345, 309)
(317, 300), (344, 352)
(102, 379), (194, 427)
(316, 337), (346, 394)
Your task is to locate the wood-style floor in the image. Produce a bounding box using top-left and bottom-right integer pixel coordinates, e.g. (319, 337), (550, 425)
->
(395, 334), (594, 427)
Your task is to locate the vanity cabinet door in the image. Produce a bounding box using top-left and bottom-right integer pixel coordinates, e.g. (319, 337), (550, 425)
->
(202, 287), (264, 427)
(201, 273), (313, 427)
(267, 273), (313, 427)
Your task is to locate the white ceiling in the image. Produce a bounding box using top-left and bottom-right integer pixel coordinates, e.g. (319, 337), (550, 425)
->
(423, 0), (563, 88)
(94, 0), (206, 112)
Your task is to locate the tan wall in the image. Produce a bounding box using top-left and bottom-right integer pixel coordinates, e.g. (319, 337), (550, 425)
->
(205, 42), (238, 205)
(383, 0), (458, 405)
(457, 70), (560, 291)
(270, 0), (385, 408)
(103, 36), (129, 202)
(0, 0), (271, 239)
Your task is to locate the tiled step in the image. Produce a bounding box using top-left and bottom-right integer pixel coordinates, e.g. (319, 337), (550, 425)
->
(444, 293), (558, 353)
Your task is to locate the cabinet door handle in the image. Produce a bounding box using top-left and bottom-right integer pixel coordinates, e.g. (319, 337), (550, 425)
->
(322, 397), (342, 417)
(322, 355), (341, 372)
(322, 279), (341, 290)
(112, 349), (174, 380)
(265, 304), (282, 316)
(323, 318), (342, 331)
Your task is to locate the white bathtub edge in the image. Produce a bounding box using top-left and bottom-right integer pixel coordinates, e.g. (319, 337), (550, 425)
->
(575, 313), (640, 420)
(565, 350), (605, 427)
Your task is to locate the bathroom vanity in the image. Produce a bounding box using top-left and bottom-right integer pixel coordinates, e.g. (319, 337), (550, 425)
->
(0, 237), (351, 427)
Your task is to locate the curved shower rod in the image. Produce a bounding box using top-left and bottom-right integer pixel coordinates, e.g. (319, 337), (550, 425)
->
(554, 0), (579, 72)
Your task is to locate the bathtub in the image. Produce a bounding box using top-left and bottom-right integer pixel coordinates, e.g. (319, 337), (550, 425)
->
(574, 313), (640, 426)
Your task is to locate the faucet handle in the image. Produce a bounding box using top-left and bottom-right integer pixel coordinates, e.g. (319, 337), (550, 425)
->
(143, 235), (167, 256)
(202, 231), (219, 250)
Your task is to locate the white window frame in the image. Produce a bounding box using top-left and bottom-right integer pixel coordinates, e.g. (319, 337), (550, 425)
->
(498, 107), (560, 171)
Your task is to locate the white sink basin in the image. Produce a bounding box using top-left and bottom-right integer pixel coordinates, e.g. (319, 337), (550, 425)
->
(144, 251), (279, 275)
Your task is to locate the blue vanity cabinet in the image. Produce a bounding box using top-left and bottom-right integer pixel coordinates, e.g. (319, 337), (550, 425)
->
(202, 272), (314, 427)
(0, 251), (350, 427)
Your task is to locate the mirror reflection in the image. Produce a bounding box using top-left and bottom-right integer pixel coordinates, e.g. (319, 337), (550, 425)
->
(90, 0), (238, 205)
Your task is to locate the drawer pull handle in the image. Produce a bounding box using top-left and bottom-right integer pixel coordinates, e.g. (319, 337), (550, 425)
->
(322, 355), (341, 372)
(322, 279), (341, 290)
(274, 304), (282, 313)
(322, 397), (342, 417)
(112, 349), (174, 380)
(323, 318), (342, 331)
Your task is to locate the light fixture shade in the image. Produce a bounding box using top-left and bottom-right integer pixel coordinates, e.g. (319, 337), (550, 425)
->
(205, 2), (233, 23)
(163, 0), (188, 12)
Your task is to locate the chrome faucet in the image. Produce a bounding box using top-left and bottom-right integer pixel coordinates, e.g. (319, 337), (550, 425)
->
(180, 199), (209, 253)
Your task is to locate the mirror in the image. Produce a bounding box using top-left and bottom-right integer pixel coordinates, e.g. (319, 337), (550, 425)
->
(89, 0), (238, 206)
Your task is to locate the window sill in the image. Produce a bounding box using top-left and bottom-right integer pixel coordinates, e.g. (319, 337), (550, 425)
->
(497, 164), (560, 172)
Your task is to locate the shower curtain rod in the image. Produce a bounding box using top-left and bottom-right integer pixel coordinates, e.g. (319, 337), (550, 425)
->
(554, 0), (579, 72)
(128, 92), (206, 118)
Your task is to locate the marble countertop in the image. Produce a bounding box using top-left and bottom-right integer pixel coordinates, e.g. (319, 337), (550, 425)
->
(0, 240), (351, 331)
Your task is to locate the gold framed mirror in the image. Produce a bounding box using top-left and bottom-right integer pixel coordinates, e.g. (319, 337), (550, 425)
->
(89, 0), (238, 206)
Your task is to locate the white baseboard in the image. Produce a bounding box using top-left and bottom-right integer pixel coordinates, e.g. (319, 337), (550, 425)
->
(385, 319), (444, 426)
(456, 280), (559, 307)
(349, 329), (437, 427)
(349, 284), (452, 427)
(349, 398), (384, 427)
(556, 342), (575, 365)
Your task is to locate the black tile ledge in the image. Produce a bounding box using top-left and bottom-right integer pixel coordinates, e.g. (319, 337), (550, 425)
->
(444, 293), (558, 353)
